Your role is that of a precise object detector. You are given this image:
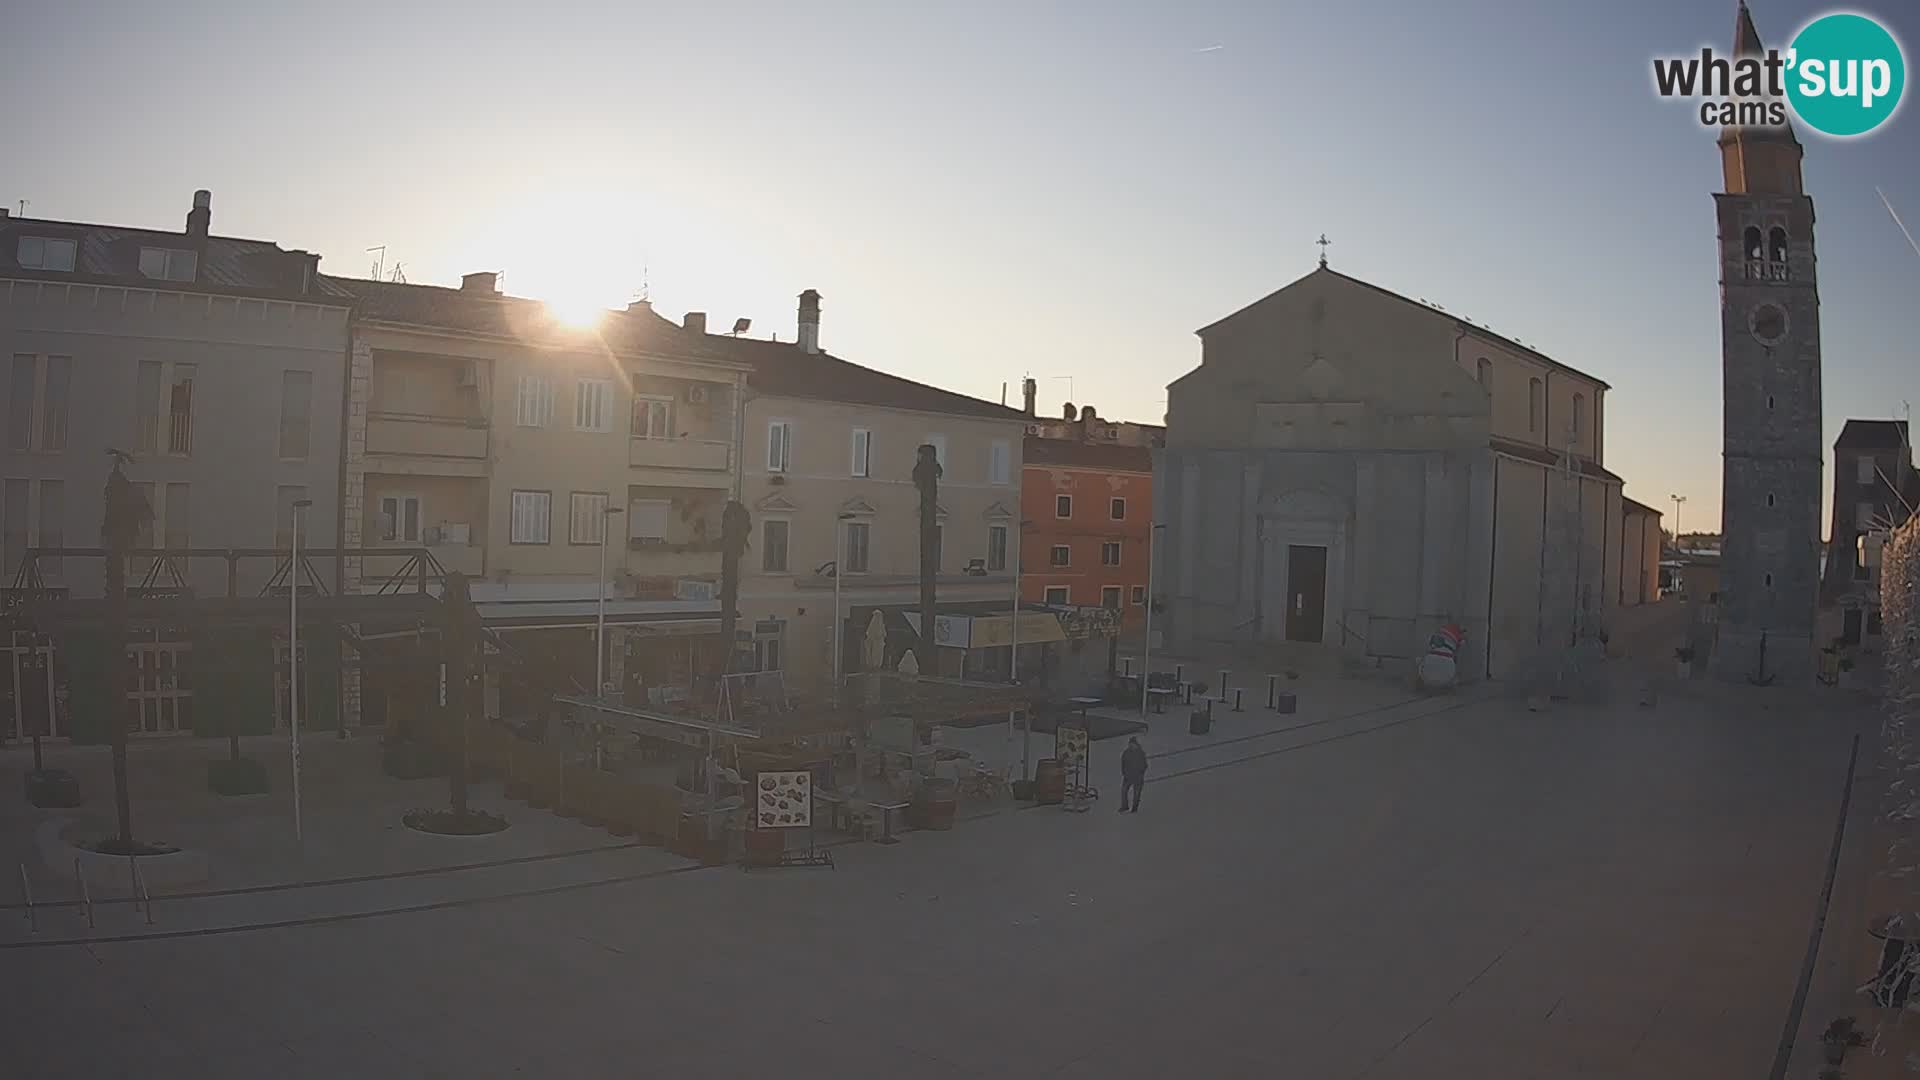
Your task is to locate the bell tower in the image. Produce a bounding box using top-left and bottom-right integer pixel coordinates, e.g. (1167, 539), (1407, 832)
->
(1709, 3), (1823, 683)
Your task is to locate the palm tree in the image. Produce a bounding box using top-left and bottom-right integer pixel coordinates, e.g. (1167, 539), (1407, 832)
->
(441, 571), (476, 819)
(913, 444), (942, 672)
(101, 450), (151, 847)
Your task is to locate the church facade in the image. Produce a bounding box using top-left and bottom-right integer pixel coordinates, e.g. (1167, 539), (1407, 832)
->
(1154, 265), (1632, 682)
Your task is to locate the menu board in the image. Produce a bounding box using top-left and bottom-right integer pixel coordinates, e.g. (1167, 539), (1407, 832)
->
(1055, 725), (1089, 771)
(755, 770), (812, 829)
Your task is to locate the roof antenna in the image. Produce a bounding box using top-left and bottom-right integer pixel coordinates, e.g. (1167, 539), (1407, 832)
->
(366, 245), (386, 282)
(640, 260), (650, 302)
(16, 200), (26, 217)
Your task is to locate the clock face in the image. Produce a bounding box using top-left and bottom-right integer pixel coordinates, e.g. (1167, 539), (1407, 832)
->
(1750, 304), (1788, 345)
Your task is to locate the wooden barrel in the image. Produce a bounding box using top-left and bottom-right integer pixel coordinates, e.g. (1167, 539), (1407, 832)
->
(914, 778), (958, 830)
(1034, 758), (1066, 805)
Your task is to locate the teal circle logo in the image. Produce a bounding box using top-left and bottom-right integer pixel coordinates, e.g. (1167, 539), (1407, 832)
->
(1786, 12), (1906, 137)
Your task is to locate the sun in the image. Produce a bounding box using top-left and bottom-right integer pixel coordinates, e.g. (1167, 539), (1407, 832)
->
(544, 294), (608, 329)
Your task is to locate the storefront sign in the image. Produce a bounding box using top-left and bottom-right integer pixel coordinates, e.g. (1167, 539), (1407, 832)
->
(903, 612), (973, 649)
(967, 611), (1066, 649)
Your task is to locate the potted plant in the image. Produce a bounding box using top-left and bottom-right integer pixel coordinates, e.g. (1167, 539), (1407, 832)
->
(1823, 1016), (1867, 1064)
(1838, 657), (1857, 690)
(1674, 645), (1695, 679)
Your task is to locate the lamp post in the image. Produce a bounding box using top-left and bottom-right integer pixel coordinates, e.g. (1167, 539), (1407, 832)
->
(1669, 494), (1686, 547)
(289, 498), (313, 845)
(596, 505), (626, 699)
(833, 512), (855, 691)
(1013, 518), (1034, 780)
(1140, 522), (1166, 720)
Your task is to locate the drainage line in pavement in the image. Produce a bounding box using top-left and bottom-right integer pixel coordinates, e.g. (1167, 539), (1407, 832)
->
(1147, 693), (1428, 761)
(1767, 732), (1861, 1080)
(0, 839), (647, 912)
(1150, 698), (1477, 784)
(0, 860), (709, 950)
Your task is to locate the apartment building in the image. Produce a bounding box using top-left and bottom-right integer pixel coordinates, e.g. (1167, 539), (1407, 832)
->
(1021, 433), (1154, 627)
(699, 291), (1031, 691)
(0, 191), (353, 740)
(333, 273), (748, 723)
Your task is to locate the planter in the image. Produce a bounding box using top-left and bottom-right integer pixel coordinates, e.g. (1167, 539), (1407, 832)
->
(403, 808), (510, 836)
(1675, 660), (1692, 680)
(1824, 1041), (1846, 1065)
(25, 768), (82, 808)
(1011, 779), (1035, 801)
(207, 757), (270, 797)
(1189, 710), (1212, 735)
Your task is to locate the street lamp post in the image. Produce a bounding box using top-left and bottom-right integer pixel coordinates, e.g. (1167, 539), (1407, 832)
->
(289, 498), (313, 845)
(596, 505), (626, 699)
(1140, 522), (1165, 720)
(1669, 494), (1686, 546)
(833, 512), (855, 691)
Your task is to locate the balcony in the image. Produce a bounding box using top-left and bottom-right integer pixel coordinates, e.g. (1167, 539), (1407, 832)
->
(366, 413), (490, 472)
(355, 542), (484, 592)
(621, 542), (723, 581)
(628, 436), (731, 483)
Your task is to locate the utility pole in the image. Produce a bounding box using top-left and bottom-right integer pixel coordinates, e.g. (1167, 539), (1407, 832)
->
(1669, 494), (1686, 545)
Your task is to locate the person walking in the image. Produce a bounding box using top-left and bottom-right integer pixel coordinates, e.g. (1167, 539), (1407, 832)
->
(1119, 736), (1148, 813)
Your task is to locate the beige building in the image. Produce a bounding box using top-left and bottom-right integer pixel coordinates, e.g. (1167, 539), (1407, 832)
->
(696, 291), (1031, 692)
(333, 273), (748, 722)
(1619, 498), (1663, 607)
(1158, 264), (1658, 681)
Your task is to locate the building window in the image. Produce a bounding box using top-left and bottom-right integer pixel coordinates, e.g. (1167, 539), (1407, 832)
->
(1476, 357), (1491, 389)
(515, 376), (554, 428)
(1101, 541), (1121, 566)
(851, 429), (871, 477)
(753, 629), (784, 673)
(1858, 501), (1878, 530)
(1528, 378), (1542, 434)
(844, 521), (870, 573)
(35, 480), (62, 577)
(132, 482), (156, 549)
(1858, 456), (1877, 485)
(1571, 393), (1584, 438)
(925, 434), (947, 471)
(987, 524), (1008, 572)
(1767, 395), (1775, 411)
(574, 378), (613, 432)
(1044, 585), (1069, 605)
(162, 483), (190, 550)
(1131, 585), (1146, 605)
(1101, 585), (1123, 610)
(767, 421), (792, 472)
(510, 490), (551, 544)
(379, 495), (422, 543)
(134, 361), (161, 452)
(16, 237), (76, 272)
(1055, 494), (1072, 519)
(1, 479), (26, 573)
(627, 498), (670, 543)
(631, 396), (672, 439)
(1766, 493), (1775, 508)
(166, 363), (196, 454)
(762, 519), (790, 572)
(278, 370), (313, 459)
(568, 492), (610, 544)
(1050, 544), (1070, 567)
(274, 485), (309, 550)
(990, 440), (1011, 485)
(1765, 573), (1773, 587)
(138, 247), (197, 282)
(8, 354), (68, 452)
(1110, 497), (1125, 521)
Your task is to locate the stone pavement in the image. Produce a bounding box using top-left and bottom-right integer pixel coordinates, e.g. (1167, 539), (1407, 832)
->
(2, 674), (1872, 1079)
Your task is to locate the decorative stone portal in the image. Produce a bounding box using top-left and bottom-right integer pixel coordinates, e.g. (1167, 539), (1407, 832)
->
(1256, 489), (1349, 647)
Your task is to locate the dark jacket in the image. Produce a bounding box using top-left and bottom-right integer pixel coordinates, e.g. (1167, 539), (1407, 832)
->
(1121, 743), (1148, 780)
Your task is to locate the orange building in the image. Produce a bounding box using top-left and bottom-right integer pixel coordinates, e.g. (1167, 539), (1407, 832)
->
(1021, 437), (1154, 627)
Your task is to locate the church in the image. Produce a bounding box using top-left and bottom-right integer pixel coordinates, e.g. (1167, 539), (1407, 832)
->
(1153, 259), (1645, 683)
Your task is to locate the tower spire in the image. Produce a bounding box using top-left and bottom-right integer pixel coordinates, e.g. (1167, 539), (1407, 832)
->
(1718, 0), (1803, 195)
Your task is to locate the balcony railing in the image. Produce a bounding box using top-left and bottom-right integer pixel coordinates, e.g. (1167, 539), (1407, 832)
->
(628, 436), (730, 472)
(367, 412), (489, 459)
(1744, 259), (1790, 283)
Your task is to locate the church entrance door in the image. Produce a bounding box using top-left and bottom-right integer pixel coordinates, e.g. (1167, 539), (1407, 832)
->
(1285, 545), (1327, 643)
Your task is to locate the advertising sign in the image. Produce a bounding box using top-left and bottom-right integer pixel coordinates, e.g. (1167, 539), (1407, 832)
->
(1055, 724), (1089, 772)
(755, 770), (812, 829)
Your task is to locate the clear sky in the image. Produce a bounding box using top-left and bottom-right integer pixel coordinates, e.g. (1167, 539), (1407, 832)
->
(6, 0), (1916, 534)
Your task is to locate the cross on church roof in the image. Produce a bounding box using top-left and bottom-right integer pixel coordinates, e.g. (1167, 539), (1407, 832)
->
(1316, 233), (1331, 268)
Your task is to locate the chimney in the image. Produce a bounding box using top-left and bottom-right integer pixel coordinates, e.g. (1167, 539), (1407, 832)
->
(290, 250), (319, 295)
(0, 207), (9, 221)
(186, 189), (211, 238)
(1022, 377), (1037, 417)
(460, 272), (498, 294)
(797, 289), (821, 354)
(1062, 401), (1077, 421)
(684, 311), (707, 334)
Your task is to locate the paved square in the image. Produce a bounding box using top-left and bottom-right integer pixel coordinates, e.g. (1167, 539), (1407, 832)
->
(3, 685), (1863, 1079)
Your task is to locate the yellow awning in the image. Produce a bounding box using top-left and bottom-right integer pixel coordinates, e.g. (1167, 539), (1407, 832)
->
(967, 611), (1066, 649)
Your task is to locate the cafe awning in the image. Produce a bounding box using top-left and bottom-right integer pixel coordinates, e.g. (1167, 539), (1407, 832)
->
(905, 610), (1066, 650)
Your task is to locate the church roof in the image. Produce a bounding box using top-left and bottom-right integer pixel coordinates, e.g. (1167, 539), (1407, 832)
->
(1719, 1), (1802, 148)
(1622, 496), (1664, 518)
(1835, 419), (1910, 451)
(1198, 266), (1611, 391)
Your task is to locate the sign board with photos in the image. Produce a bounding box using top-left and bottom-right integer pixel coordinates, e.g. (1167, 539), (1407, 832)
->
(755, 770), (812, 829)
(1055, 724), (1089, 772)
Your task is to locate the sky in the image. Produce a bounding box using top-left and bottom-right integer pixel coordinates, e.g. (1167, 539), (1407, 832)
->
(6, 0), (1917, 534)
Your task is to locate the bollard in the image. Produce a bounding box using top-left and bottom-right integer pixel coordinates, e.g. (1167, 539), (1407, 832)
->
(1218, 670), (1230, 700)
(1233, 688), (1244, 712)
(1267, 674), (1279, 709)
(1121, 656), (1133, 677)
(1275, 691), (1297, 715)
(1183, 682), (1194, 704)
(1205, 697), (1214, 719)
(1174, 663), (1184, 685)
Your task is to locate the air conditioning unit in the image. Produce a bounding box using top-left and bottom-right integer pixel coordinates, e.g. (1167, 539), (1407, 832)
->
(457, 361), (481, 389)
(422, 526), (443, 546)
(685, 384), (709, 404)
(440, 522), (471, 545)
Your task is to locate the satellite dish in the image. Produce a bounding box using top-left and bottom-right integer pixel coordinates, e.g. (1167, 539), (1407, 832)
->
(732, 317), (751, 336)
